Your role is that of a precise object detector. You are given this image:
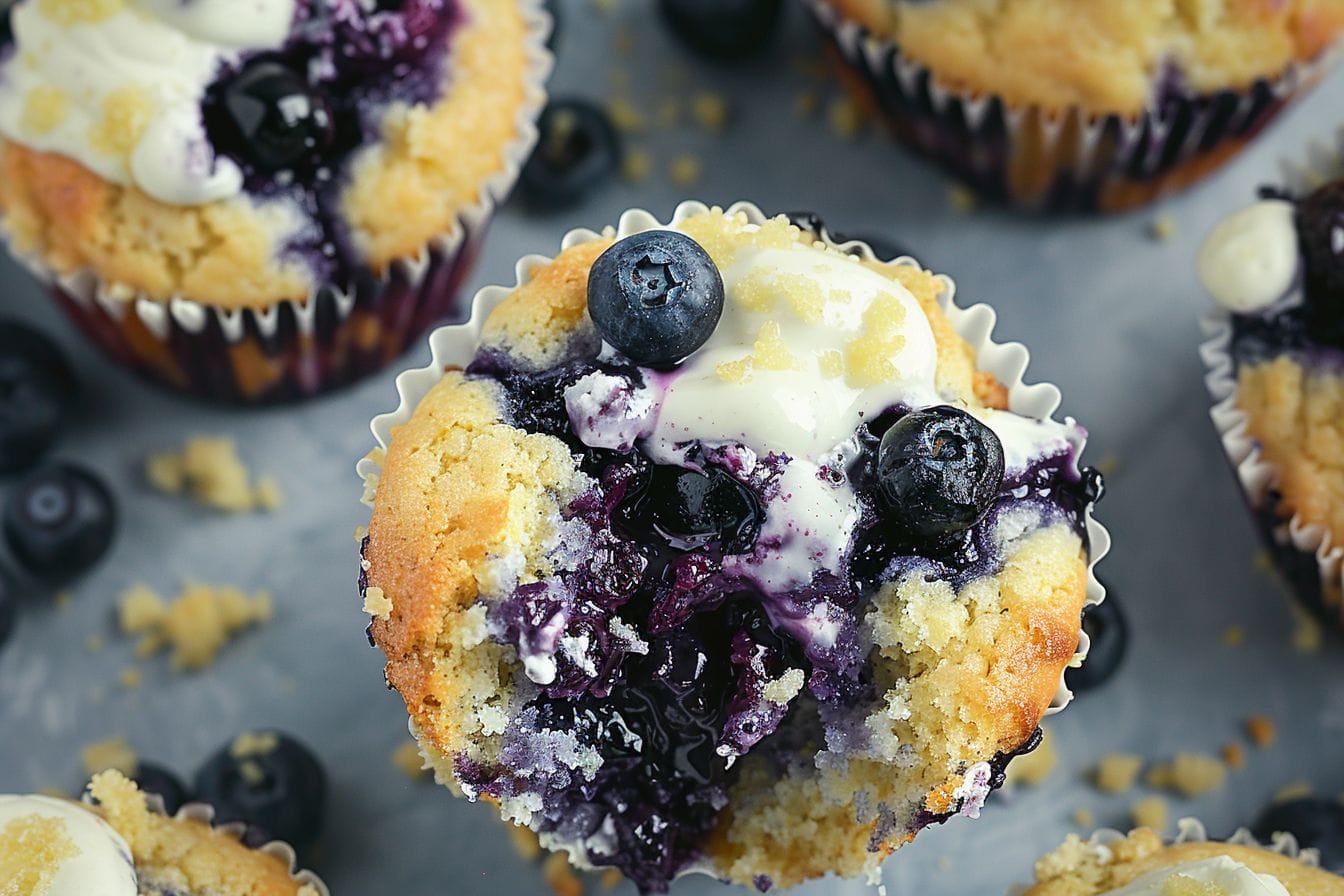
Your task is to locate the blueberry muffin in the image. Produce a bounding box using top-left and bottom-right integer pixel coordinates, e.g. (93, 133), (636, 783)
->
(359, 204), (1107, 891)
(0, 0), (549, 402)
(1022, 825), (1344, 895)
(0, 770), (326, 895)
(807, 0), (1344, 211)
(1200, 182), (1344, 631)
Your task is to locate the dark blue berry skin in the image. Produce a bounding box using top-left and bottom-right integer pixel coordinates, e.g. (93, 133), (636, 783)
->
(587, 232), (724, 368)
(616, 465), (760, 554)
(130, 763), (190, 817)
(1252, 798), (1344, 872)
(1065, 588), (1126, 693)
(519, 100), (621, 210)
(3, 464), (116, 579)
(0, 321), (77, 474)
(1296, 181), (1344, 345)
(876, 406), (1005, 539)
(657, 0), (784, 60)
(0, 573), (14, 654)
(210, 61), (334, 174)
(194, 732), (326, 849)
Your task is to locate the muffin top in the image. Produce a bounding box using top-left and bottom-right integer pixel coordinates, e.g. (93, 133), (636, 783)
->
(825, 0), (1344, 115)
(363, 206), (1101, 891)
(1024, 827), (1344, 895)
(0, 0), (543, 309)
(0, 771), (322, 895)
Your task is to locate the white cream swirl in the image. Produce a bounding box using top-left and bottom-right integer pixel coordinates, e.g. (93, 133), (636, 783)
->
(1102, 856), (1290, 896)
(0, 0), (297, 205)
(0, 795), (138, 895)
(1197, 200), (1299, 314)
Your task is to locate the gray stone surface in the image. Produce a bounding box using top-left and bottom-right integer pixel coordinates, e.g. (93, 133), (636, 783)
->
(2, 2), (1343, 893)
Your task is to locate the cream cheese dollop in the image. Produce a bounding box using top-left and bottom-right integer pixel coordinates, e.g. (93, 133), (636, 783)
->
(1102, 856), (1290, 896)
(1197, 200), (1299, 314)
(0, 795), (138, 896)
(0, 0), (297, 206)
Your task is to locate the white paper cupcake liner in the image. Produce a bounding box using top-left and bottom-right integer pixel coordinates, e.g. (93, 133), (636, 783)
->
(1200, 138), (1344, 631)
(0, 0), (553, 404)
(358, 198), (1110, 716)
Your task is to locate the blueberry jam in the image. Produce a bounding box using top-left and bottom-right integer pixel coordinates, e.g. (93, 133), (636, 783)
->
(456, 342), (1098, 891)
(199, 1), (463, 285)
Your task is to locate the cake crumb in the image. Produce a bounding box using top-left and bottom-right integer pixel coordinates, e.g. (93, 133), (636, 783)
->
(1146, 754), (1226, 797)
(948, 184), (978, 213)
(1221, 625), (1245, 647)
(1273, 781), (1313, 803)
(392, 740), (428, 780)
(827, 96), (865, 140)
(622, 146), (653, 183)
(542, 851), (583, 896)
(1094, 754), (1144, 794)
(1131, 796), (1170, 832)
(230, 731), (279, 759)
(1290, 603), (1322, 654)
(1072, 808), (1095, 828)
(82, 737), (136, 776)
(690, 92), (730, 131)
(84, 634), (105, 653)
(606, 96), (646, 133)
(794, 90), (820, 118)
(600, 869), (622, 890)
(363, 586), (392, 621)
(1095, 455), (1121, 478)
(669, 154), (702, 187)
(1254, 551), (1274, 573)
(1149, 214), (1177, 241)
(1221, 743), (1245, 769)
(508, 823), (542, 862)
(612, 26), (634, 56)
(936, 855), (953, 872)
(1246, 715), (1277, 748)
(1005, 726), (1056, 787)
(54, 591), (72, 610)
(145, 436), (281, 513)
(118, 667), (142, 690)
(353, 526), (368, 542)
(119, 583), (271, 671)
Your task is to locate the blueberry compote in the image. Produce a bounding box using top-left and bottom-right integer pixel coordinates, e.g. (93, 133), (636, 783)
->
(458, 348), (1097, 892)
(199, 1), (462, 285)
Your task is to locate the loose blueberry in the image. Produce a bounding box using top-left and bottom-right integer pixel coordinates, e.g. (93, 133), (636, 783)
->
(1065, 590), (1127, 693)
(3, 464), (116, 578)
(1252, 798), (1344, 872)
(0, 321), (77, 474)
(1296, 180), (1344, 343)
(657, 0), (784, 60)
(519, 99), (621, 210)
(0, 574), (14, 654)
(131, 762), (190, 817)
(618, 465), (761, 553)
(194, 731), (326, 849)
(588, 231), (725, 368)
(210, 61), (334, 173)
(876, 406), (1004, 538)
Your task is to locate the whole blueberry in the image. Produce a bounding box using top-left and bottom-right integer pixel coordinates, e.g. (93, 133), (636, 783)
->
(210, 61), (334, 173)
(876, 406), (1004, 538)
(658, 0), (784, 60)
(194, 732), (326, 849)
(1296, 181), (1344, 343)
(0, 321), (77, 474)
(588, 231), (724, 367)
(1065, 590), (1127, 693)
(519, 100), (620, 210)
(1252, 798), (1344, 872)
(130, 762), (190, 817)
(3, 464), (116, 578)
(620, 465), (761, 553)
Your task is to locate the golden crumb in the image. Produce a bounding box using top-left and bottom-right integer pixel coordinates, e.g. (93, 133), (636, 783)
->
(622, 146), (653, 183)
(606, 96), (646, 134)
(54, 591), (72, 610)
(118, 667), (142, 690)
(354, 526), (368, 542)
(690, 92), (730, 131)
(84, 634), (105, 653)
(1131, 796), (1170, 832)
(121, 583), (272, 671)
(1072, 807), (1096, 828)
(669, 154), (702, 187)
(392, 740), (429, 780)
(1149, 214), (1177, 241)
(827, 96), (865, 140)
(655, 97), (681, 129)
(1094, 455), (1121, 478)
(613, 26), (634, 56)
(1247, 715), (1277, 748)
(508, 823), (542, 862)
(1254, 551), (1273, 573)
(1221, 743), (1245, 769)
(82, 737), (136, 777)
(794, 90), (820, 117)
(1290, 602), (1322, 654)
(1094, 754), (1144, 794)
(1146, 754), (1226, 797)
(1273, 781), (1314, 803)
(230, 731), (280, 759)
(1221, 625), (1246, 647)
(0, 812), (78, 893)
(119, 585), (167, 634)
(1005, 726), (1057, 787)
(948, 184), (978, 213)
(542, 852), (583, 896)
(363, 586), (393, 621)
(600, 869), (623, 890)
(253, 476), (284, 511)
(146, 436), (281, 513)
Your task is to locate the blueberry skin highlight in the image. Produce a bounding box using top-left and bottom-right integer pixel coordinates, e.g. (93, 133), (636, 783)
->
(587, 231), (725, 368)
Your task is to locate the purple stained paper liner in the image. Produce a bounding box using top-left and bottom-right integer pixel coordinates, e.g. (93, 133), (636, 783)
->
(804, 0), (1339, 214)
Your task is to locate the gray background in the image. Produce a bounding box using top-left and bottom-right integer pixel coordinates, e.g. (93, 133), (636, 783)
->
(2, 2), (1343, 893)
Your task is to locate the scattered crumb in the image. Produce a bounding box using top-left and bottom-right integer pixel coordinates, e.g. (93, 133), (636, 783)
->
(600, 869), (622, 890)
(590, 0), (614, 12)
(230, 731), (279, 758)
(1273, 781), (1314, 803)
(948, 184), (978, 213)
(1131, 796), (1170, 832)
(1072, 808), (1096, 828)
(119, 583), (272, 671)
(612, 26), (634, 56)
(82, 737), (136, 777)
(1247, 715), (1277, 748)
(1095, 455), (1121, 478)
(1221, 625), (1245, 647)
(792, 54), (831, 81)
(690, 92), (730, 131)
(1005, 726), (1056, 787)
(668, 154), (702, 187)
(362, 586), (392, 621)
(54, 591), (72, 610)
(1149, 214), (1177, 241)
(353, 526), (368, 542)
(622, 146), (653, 183)
(145, 436), (281, 513)
(508, 823), (543, 862)
(1094, 754), (1144, 794)
(392, 740), (428, 780)
(1254, 551), (1273, 573)
(936, 855), (953, 873)
(84, 635), (105, 653)
(118, 667), (142, 690)
(794, 90), (820, 118)
(1221, 743), (1246, 770)
(655, 97), (680, 129)
(606, 96), (646, 134)
(1290, 602), (1322, 654)
(542, 851), (583, 896)
(1146, 754), (1226, 797)
(827, 95), (865, 140)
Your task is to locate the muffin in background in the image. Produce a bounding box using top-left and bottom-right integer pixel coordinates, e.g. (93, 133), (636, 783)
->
(806, 0), (1344, 212)
(0, 0), (550, 403)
